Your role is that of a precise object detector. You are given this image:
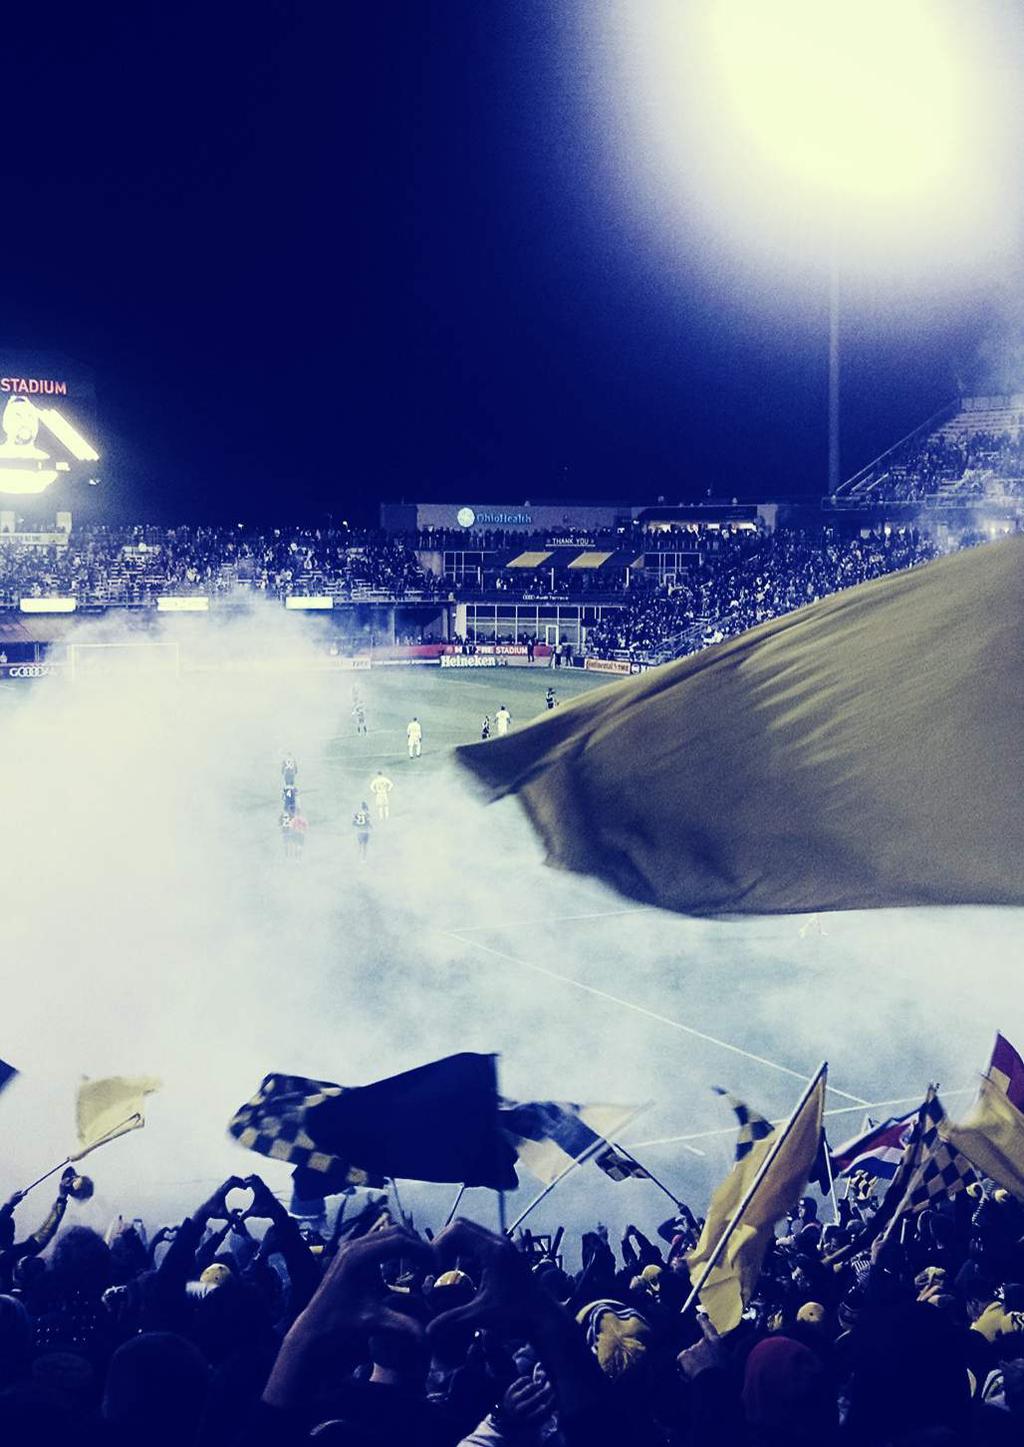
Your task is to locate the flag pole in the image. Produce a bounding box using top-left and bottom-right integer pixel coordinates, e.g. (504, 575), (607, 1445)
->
(822, 1133), (840, 1225)
(443, 1184), (467, 1229)
(682, 1062), (828, 1318)
(610, 1143), (686, 1210)
(18, 1112), (143, 1199)
(71, 1113), (143, 1163)
(506, 1142), (605, 1236)
(17, 1155), (72, 1199)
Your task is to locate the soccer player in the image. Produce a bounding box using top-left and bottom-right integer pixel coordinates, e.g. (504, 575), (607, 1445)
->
(281, 753), (298, 787)
(545, 687), (556, 710)
(481, 714), (491, 740)
(279, 810), (293, 855)
(370, 770), (394, 820)
(353, 801), (372, 860)
(353, 701), (367, 736)
(290, 809), (308, 856)
(495, 704), (512, 736)
(282, 784), (298, 817)
(407, 717), (422, 758)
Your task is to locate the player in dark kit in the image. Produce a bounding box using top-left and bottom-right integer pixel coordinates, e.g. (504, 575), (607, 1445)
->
(481, 714), (491, 740)
(281, 754), (298, 787)
(353, 702), (367, 735)
(546, 687), (557, 710)
(282, 785), (298, 817)
(353, 802), (372, 861)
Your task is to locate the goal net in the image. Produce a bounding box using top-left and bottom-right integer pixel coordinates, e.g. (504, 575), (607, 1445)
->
(67, 640), (182, 680)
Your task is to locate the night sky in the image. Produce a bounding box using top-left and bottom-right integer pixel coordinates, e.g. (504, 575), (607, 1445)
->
(5, 2), (1018, 523)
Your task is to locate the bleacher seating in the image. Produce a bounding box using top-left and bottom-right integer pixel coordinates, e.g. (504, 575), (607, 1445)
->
(832, 395), (1024, 507)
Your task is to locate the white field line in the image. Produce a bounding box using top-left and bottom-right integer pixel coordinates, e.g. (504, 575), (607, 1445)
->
(443, 930), (868, 1106)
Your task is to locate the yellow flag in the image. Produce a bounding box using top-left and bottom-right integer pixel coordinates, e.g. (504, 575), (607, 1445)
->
(457, 538), (1024, 915)
(688, 1071), (827, 1334)
(73, 1076), (162, 1160)
(941, 1076), (1024, 1200)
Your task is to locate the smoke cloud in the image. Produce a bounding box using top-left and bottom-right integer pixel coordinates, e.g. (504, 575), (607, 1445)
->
(1, 599), (1019, 1254)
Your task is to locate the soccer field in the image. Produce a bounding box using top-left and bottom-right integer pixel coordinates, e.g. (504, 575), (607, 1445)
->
(2, 650), (1020, 1241)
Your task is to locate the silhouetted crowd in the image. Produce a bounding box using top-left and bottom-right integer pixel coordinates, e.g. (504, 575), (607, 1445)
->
(851, 427), (1024, 504)
(0, 526), (445, 607)
(1, 1162), (1023, 1444)
(583, 528), (943, 662)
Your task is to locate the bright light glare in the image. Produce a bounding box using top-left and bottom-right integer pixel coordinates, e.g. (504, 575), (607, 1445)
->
(708, 0), (964, 203)
(588, 0), (1012, 281)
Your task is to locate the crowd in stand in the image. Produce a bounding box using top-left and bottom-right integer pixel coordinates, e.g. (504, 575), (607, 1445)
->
(0, 526), (445, 608)
(850, 428), (1024, 505)
(582, 527), (944, 662)
(1, 1155), (1022, 1443)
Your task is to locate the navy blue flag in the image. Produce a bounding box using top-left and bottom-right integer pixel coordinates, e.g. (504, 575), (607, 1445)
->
(230, 1052), (516, 1192)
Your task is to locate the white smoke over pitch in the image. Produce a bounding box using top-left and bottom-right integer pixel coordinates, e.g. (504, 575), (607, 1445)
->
(1, 599), (1019, 1246)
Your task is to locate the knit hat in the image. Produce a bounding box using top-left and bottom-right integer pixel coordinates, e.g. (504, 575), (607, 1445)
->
(971, 1300), (1024, 1343)
(742, 1337), (832, 1433)
(630, 1264), (663, 1299)
(198, 1263), (232, 1288)
(577, 1299), (652, 1380)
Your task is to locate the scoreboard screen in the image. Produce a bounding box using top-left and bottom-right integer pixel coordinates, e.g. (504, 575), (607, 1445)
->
(0, 354), (99, 496)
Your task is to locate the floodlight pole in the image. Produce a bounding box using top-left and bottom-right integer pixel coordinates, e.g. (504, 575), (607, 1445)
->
(828, 217), (841, 495)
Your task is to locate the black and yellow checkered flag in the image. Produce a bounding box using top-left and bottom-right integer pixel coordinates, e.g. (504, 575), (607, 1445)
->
(228, 1073), (382, 1192)
(712, 1087), (775, 1161)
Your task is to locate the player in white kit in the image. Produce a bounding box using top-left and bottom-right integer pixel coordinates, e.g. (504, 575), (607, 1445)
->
(370, 770), (394, 820)
(494, 704), (512, 736)
(407, 717), (422, 758)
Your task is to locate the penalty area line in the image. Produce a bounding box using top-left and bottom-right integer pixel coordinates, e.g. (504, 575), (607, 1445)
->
(443, 931), (868, 1106)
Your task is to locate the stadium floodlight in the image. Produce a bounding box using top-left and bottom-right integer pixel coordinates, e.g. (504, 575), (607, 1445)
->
(591, 0), (1006, 492)
(37, 407), (100, 463)
(705, 0), (968, 206)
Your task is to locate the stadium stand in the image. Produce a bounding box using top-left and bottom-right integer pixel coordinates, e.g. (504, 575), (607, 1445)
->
(582, 526), (944, 664)
(0, 526), (446, 609)
(832, 394), (1024, 508)
(1, 1085), (1023, 1445)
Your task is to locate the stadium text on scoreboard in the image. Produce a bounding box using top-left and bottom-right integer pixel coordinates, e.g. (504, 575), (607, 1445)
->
(0, 377), (69, 396)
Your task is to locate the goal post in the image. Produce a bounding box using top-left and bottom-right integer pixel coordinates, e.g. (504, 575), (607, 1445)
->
(67, 640), (182, 680)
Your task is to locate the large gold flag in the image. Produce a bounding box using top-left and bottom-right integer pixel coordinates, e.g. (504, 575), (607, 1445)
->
(457, 539), (1024, 915)
(941, 1038), (1024, 1199)
(687, 1069), (826, 1334)
(72, 1076), (162, 1160)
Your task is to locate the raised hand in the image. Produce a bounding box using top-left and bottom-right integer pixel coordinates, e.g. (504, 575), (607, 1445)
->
(297, 1226), (432, 1344)
(196, 1176), (248, 1224)
(428, 1218), (550, 1348)
(499, 1367), (556, 1427)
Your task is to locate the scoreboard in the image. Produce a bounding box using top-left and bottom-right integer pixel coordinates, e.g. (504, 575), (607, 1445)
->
(0, 353), (99, 497)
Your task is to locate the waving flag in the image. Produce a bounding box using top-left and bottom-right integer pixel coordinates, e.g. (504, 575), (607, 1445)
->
(229, 1053), (517, 1192)
(831, 1110), (918, 1182)
(687, 1069), (827, 1333)
(457, 539), (1024, 916)
(499, 1100), (641, 1185)
(942, 1034), (1024, 1199)
(73, 1076), (161, 1160)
